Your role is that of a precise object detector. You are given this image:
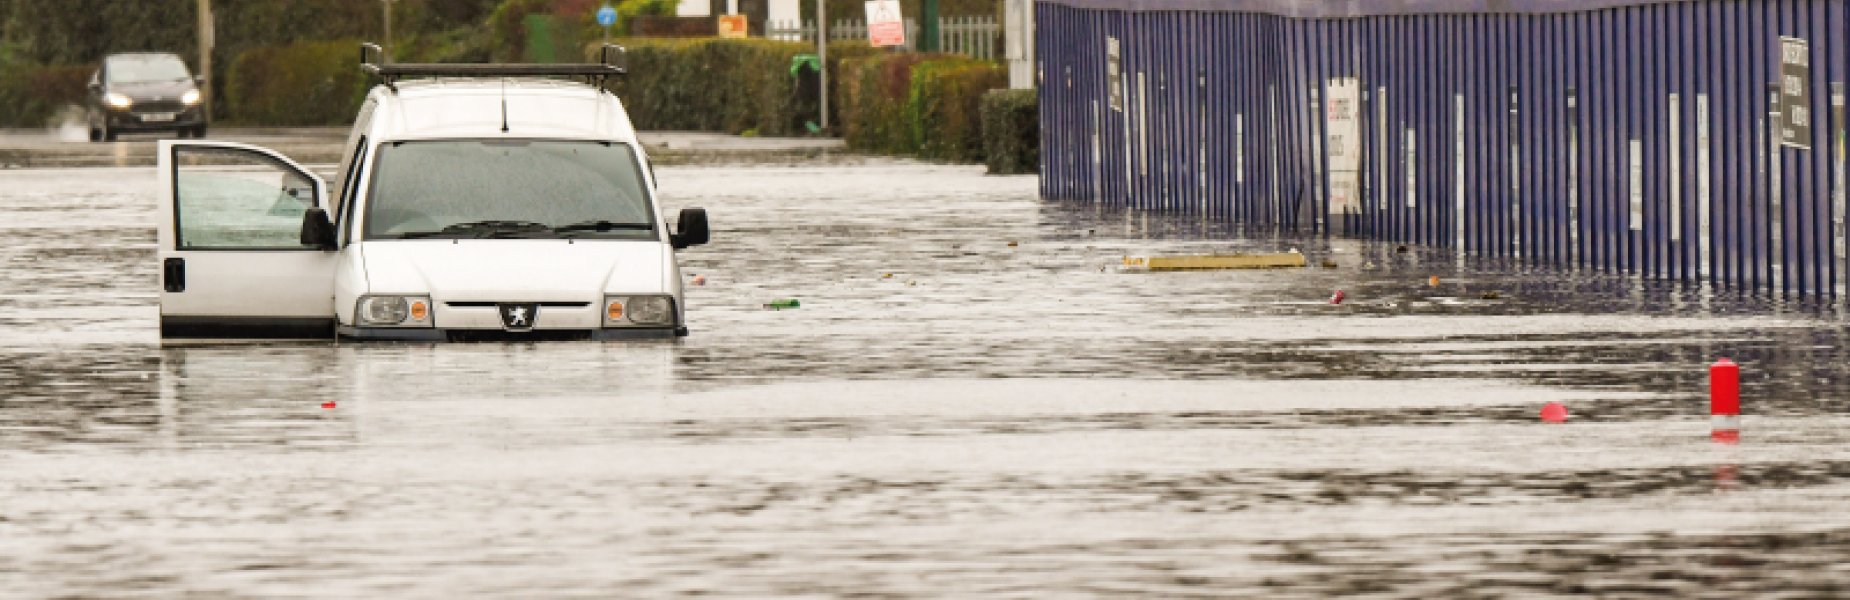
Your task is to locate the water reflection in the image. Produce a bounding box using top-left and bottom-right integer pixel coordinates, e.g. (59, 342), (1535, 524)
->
(5, 163), (1850, 596)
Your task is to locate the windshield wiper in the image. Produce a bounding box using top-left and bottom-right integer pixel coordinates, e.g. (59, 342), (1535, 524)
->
(396, 220), (555, 239)
(553, 220), (653, 234)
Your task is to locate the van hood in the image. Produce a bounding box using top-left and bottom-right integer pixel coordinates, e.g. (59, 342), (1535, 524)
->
(360, 240), (666, 301)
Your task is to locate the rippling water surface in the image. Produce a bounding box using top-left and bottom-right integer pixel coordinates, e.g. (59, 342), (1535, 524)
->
(3, 162), (1850, 597)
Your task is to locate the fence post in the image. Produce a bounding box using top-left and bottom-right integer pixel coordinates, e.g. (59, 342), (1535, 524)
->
(922, 0), (940, 51)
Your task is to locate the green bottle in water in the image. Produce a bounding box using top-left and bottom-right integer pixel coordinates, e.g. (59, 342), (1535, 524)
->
(764, 299), (801, 310)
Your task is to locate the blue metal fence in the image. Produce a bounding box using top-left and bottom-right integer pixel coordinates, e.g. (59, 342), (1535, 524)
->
(1038, 0), (1850, 298)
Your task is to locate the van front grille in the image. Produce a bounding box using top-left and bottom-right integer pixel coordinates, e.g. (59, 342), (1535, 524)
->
(445, 301), (592, 308)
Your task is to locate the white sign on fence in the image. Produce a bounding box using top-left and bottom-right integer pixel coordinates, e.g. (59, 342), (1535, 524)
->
(866, 0), (905, 46)
(1325, 78), (1361, 213)
(1106, 37), (1121, 112)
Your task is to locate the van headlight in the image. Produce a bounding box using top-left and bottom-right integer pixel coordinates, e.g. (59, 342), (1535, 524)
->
(357, 295), (433, 327)
(605, 295), (675, 327)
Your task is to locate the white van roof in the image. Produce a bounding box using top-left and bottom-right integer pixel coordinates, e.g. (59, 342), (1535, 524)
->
(365, 78), (638, 143)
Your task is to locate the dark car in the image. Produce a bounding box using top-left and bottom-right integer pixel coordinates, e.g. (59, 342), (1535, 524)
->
(86, 53), (208, 142)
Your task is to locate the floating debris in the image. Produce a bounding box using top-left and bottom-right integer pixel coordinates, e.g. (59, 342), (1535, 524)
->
(1123, 253), (1307, 270)
(1541, 402), (1568, 423)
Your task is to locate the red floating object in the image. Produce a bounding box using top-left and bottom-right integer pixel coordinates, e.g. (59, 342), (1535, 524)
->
(1540, 402), (1568, 423)
(321, 402), (337, 409)
(1711, 357), (1740, 444)
(1329, 290), (1345, 304)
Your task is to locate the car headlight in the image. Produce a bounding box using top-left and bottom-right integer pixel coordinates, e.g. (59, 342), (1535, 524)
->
(105, 92), (132, 109)
(181, 89), (201, 105)
(356, 295), (433, 327)
(605, 295), (675, 327)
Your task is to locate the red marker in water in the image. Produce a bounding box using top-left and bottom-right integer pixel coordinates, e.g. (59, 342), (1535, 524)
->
(322, 401), (337, 409)
(1711, 358), (1740, 444)
(1540, 402), (1568, 423)
(1329, 290), (1345, 304)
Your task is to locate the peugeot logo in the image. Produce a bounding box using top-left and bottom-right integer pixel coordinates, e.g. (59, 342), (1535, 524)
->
(498, 303), (539, 330)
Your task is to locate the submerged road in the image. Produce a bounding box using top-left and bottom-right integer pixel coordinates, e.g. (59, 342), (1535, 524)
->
(3, 160), (1850, 596)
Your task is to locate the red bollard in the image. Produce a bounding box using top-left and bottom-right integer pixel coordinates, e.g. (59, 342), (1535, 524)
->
(1330, 290), (1345, 304)
(1711, 358), (1740, 444)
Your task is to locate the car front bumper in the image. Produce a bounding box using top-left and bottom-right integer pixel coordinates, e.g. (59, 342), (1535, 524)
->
(336, 326), (686, 341)
(104, 106), (205, 130)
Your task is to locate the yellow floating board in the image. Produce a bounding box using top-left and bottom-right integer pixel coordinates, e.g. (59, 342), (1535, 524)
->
(1123, 253), (1306, 270)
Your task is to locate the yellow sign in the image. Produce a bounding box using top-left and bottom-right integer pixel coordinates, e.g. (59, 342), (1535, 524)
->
(718, 14), (748, 38)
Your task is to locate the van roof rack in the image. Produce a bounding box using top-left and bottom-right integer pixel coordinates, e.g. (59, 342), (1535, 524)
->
(360, 43), (626, 90)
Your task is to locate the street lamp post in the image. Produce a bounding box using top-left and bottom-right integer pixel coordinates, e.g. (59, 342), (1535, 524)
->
(817, 0), (827, 132)
(197, 0), (214, 122)
(382, 0), (397, 62)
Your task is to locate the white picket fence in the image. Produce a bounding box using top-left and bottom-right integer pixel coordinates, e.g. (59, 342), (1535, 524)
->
(765, 15), (999, 60)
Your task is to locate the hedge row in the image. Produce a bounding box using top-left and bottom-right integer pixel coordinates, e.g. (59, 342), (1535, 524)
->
(0, 65), (90, 128)
(839, 53), (1008, 163)
(980, 89), (1037, 175)
(225, 40), (370, 127)
(596, 38), (879, 136)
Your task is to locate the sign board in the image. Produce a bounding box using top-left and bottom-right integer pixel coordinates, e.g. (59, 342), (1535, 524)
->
(1780, 36), (1812, 149)
(717, 14), (748, 38)
(597, 6), (617, 26)
(866, 0), (905, 47)
(1106, 37), (1122, 112)
(1324, 78), (1361, 212)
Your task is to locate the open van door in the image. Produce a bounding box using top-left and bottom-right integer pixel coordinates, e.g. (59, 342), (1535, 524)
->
(158, 141), (338, 338)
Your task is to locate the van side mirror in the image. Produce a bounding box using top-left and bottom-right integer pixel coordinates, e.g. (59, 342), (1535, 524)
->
(301, 207), (337, 250)
(670, 208), (708, 249)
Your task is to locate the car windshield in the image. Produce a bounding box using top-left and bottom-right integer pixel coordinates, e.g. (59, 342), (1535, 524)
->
(106, 56), (192, 84)
(364, 140), (656, 240)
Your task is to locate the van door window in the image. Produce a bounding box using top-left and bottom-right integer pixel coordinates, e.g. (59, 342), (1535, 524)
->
(172, 147), (320, 250)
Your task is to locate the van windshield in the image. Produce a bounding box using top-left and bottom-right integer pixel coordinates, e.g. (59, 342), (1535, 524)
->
(106, 55), (192, 83)
(364, 140), (656, 240)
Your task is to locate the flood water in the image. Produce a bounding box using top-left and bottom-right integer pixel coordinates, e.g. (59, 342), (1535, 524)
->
(4, 161), (1850, 597)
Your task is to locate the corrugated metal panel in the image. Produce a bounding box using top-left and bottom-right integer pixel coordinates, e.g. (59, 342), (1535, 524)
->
(1037, 0), (1850, 299)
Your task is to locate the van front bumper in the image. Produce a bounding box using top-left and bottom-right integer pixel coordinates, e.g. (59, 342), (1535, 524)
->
(337, 326), (685, 341)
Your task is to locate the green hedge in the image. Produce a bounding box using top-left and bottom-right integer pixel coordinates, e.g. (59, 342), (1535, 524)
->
(596, 38), (878, 136)
(909, 59), (1005, 162)
(979, 89), (1037, 175)
(840, 53), (945, 154)
(225, 40), (368, 126)
(840, 53), (1004, 161)
(0, 64), (91, 128)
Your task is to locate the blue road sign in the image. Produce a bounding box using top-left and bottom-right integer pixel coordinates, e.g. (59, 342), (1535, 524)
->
(597, 6), (617, 26)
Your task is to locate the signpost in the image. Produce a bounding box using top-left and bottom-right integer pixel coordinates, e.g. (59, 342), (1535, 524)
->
(866, 0), (905, 47)
(597, 5), (616, 43)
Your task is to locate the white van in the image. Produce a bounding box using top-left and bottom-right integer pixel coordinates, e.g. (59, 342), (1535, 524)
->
(157, 45), (707, 341)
